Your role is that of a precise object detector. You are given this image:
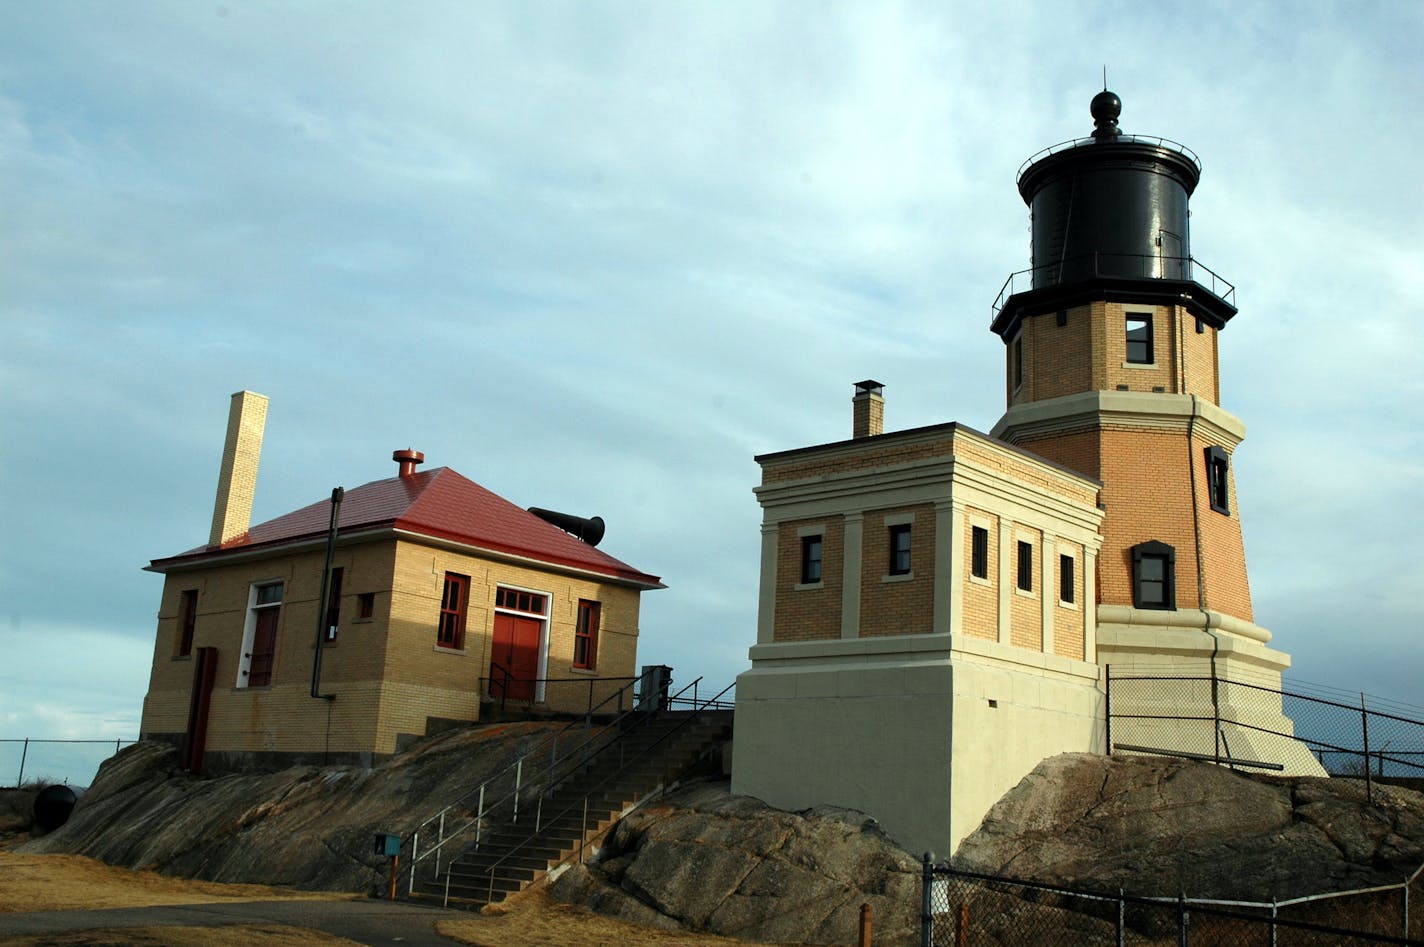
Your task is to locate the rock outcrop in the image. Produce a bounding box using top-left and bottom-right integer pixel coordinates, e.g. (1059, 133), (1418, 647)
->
(19, 724), (561, 892)
(954, 752), (1424, 901)
(548, 781), (920, 945)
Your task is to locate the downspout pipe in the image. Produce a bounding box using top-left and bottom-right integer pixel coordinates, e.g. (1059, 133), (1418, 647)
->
(312, 486), (342, 701)
(1186, 410), (1222, 761)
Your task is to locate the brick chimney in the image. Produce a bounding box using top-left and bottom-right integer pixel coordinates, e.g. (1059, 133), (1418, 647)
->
(852, 380), (884, 438)
(208, 390), (268, 547)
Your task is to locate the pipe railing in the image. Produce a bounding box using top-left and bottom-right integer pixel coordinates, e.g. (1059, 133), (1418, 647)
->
(480, 670), (640, 719)
(405, 671), (659, 892)
(465, 678), (736, 907)
(989, 252), (1236, 324)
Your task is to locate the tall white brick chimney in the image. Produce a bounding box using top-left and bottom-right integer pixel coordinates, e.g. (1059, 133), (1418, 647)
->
(209, 390), (268, 548)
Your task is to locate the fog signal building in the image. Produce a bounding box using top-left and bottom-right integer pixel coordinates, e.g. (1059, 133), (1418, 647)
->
(140, 392), (662, 773)
(732, 92), (1320, 858)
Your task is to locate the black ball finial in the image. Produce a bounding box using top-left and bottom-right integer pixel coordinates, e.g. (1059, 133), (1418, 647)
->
(1090, 89), (1122, 139)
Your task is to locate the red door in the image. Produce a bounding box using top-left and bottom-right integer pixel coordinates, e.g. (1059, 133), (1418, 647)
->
(492, 613), (541, 700)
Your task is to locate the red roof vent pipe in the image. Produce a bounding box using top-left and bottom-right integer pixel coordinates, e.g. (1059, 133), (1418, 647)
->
(393, 448), (425, 477)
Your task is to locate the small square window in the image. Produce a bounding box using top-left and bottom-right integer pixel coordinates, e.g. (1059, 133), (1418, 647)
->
(1059, 554), (1075, 604)
(971, 526), (988, 579)
(888, 524), (912, 576)
(1205, 446), (1231, 515)
(801, 535), (823, 584)
(357, 592), (375, 620)
(1126, 313), (1153, 364)
(1017, 541), (1033, 592)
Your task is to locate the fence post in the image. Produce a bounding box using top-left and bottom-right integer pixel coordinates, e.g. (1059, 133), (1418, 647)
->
(1211, 654), (1221, 765)
(17, 738), (28, 786)
(921, 852), (934, 947)
(1104, 665), (1112, 754)
(1270, 897), (1277, 947)
(1117, 888), (1124, 947)
(1177, 892), (1187, 947)
(1403, 876), (1410, 940)
(1361, 692), (1373, 804)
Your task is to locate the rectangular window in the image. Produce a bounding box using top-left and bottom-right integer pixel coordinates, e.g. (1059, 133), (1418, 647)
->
(495, 586), (546, 614)
(1013, 336), (1024, 388)
(888, 524), (912, 575)
(1205, 446), (1231, 515)
(574, 600), (600, 669)
(438, 572), (470, 649)
(1133, 541), (1177, 610)
(971, 526), (988, 579)
(177, 589), (198, 656)
(1059, 554), (1075, 604)
(1017, 541), (1033, 592)
(244, 581), (283, 687)
(323, 567), (343, 642)
(801, 535), (823, 584)
(1126, 312), (1153, 364)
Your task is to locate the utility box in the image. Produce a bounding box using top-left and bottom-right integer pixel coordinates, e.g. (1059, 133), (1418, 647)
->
(372, 833), (401, 857)
(638, 664), (672, 711)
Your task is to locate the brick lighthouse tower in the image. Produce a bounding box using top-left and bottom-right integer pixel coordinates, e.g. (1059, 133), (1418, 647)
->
(990, 91), (1316, 768)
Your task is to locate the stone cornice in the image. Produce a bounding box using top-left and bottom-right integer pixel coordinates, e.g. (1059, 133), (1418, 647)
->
(991, 391), (1246, 446)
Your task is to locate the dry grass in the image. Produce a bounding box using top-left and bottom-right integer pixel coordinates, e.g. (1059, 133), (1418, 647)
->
(0, 852), (355, 914)
(0, 852), (769, 946)
(438, 887), (778, 947)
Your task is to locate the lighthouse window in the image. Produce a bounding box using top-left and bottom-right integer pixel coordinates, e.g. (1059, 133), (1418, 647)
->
(1012, 335), (1024, 389)
(800, 535), (823, 585)
(1205, 446), (1231, 515)
(1126, 313), (1153, 364)
(1132, 541), (1176, 610)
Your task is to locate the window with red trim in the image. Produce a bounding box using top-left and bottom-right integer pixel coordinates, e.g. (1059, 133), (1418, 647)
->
(574, 600), (600, 670)
(438, 572), (469, 649)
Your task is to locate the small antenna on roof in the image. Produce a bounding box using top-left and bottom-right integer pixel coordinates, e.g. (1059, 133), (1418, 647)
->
(1102, 65), (1107, 90)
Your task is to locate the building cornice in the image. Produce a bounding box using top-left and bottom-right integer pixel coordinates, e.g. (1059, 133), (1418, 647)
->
(146, 526), (665, 591)
(991, 391), (1246, 447)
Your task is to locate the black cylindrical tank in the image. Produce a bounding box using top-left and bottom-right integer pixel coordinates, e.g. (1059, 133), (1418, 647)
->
(1019, 91), (1200, 288)
(32, 784), (84, 832)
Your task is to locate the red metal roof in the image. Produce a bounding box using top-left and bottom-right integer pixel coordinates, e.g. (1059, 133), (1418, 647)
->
(149, 468), (663, 588)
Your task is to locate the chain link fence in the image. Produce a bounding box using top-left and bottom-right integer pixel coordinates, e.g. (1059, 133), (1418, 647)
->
(922, 860), (1423, 945)
(1106, 670), (1424, 796)
(0, 738), (134, 788)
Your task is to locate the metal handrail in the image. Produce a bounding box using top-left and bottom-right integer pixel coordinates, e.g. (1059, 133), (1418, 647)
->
(467, 678), (736, 906)
(480, 672), (640, 717)
(989, 252), (1236, 325)
(1016, 133), (1202, 182)
(405, 672), (651, 887)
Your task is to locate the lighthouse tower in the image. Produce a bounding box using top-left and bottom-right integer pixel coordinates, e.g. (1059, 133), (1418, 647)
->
(990, 92), (1314, 768)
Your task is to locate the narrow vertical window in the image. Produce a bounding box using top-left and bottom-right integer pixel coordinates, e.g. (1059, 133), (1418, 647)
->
(971, 526), (989, 579)
(177, 589), (198, 657)
(1013, 336), (1024, 388)
(244, 581), (283, 687)
(574, 600), (600, 669)
(1132, 541), (1177, 610)
(888, 524), (912, 575)
(323, 567), (343, 642)
(1059, 554), (1075, 604)
(1205, 446), (1231, 515)
(801, 535), (823, 584)
(438, 572), (470, 649)
(1126, 313), (1153, 364)
(1017, 541), (1033, 592)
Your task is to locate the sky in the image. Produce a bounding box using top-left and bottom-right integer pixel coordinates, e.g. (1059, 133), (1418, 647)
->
(2, 2), (1420, 786)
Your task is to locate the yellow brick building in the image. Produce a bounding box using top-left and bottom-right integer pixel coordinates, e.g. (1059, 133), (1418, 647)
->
(140, 394), (662, 773)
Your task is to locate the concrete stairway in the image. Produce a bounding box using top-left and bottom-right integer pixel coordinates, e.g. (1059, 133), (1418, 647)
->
(414, 708), (732, 908)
